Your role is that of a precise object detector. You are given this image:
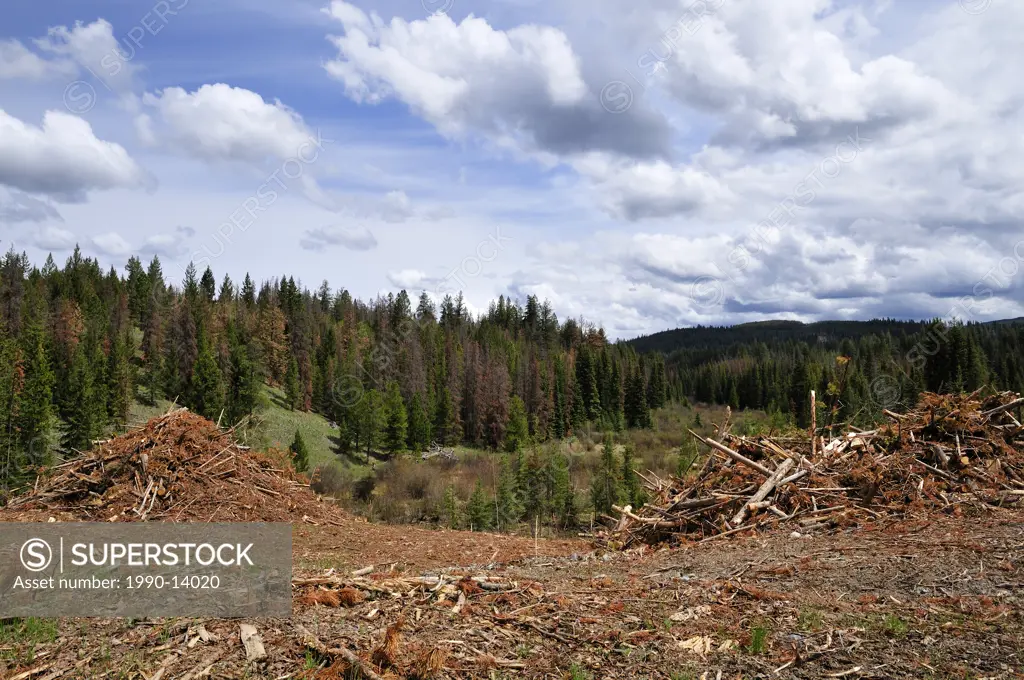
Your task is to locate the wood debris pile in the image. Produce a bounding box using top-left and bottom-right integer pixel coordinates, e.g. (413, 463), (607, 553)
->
(604, 390), (1024, 547)
(1, 408), (339, 522)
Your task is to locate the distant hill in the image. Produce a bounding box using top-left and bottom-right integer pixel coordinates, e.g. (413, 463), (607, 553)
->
(628, 319), (932, 355)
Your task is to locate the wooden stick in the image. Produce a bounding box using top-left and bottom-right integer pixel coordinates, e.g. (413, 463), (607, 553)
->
(296, 624), (386, 680)
(688, 430), (772, 476)
(731, 458), (795, 526)
(810, 390), (816, 458)
(982, 397), (1024, 418)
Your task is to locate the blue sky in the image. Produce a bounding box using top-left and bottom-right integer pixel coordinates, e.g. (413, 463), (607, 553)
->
(0, 0), (1021, 338)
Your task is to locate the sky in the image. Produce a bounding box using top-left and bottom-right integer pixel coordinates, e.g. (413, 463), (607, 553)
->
(0, 0), (1022, 339)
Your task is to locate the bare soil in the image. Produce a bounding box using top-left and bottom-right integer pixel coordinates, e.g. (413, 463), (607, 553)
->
(3, 510), (1021, 679)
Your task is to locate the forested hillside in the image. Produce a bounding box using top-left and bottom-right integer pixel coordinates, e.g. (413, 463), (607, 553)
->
(635, 318), (1024, 428)
(0, 247), (668, 488)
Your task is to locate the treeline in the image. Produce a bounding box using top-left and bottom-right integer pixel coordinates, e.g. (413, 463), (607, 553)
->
(0, 247), (669, 487)
(644, 319), (1024, 427)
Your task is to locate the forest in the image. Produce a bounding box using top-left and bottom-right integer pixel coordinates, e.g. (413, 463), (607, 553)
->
(2, 244), (1022, 503)
(0, 247), (667, 490)
(635, 317), (1024, 429)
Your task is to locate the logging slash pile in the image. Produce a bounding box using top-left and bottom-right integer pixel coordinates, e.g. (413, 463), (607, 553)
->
(603, 391), (1024, 547)
(1, 408), (337, 523)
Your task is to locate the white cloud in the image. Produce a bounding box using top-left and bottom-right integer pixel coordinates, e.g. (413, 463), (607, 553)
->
(0, 188), (62, 224)
(0, 109), (151, 201)
(34, 225), (77, 251)
(387, 269), (427, 289)
(91, 231), (132, 257)
(142, 84), (318, 163)
(299, 224), (378, 251)
(0, 39), (74, 80)
(36, 19), (139, 91)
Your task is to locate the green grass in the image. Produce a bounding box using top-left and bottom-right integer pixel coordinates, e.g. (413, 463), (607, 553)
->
(0, 617), (59, 645)
(883, 613), (909, 638)
(252, 385), (367, 475)
(568, 663), (592, 680)
(748, 623), (770, 654)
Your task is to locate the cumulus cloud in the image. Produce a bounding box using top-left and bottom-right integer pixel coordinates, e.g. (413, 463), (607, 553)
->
(91, 232), (133, 257)
(0, 39), (74, 79)
(138, 226), (196, 258)
(142, 84), (320, 163)
(323, 1), (671, 161)
(36, 18), (140, 90)
(387, 269), (428, 289)
(0, 109), (150, 202)
(299, 224), (378, 252)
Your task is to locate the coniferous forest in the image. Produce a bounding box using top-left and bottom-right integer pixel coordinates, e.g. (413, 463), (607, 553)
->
(2, 245), (1023, 496)
(0, 247), (667, 489)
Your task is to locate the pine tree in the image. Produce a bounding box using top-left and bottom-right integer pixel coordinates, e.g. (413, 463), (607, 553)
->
(466, 481), (492, 531)
(289, 429), (309, 472)
(61, 345), (102, 453)
(106, 330), (136, 431)
(590, 432), (621, 515)
(191, 338), (225, 421)
(355, 388), (386, 462)
(621, 443), (646, 508)
(226, 331), (260, 425)
(504, 395), (529, 453)
(495, 455), (524, 531)
(14, 323), (54, 464)
(440, 485), (461, 529)
(383, 380), (408, 454)
(200, 266), (216, 302)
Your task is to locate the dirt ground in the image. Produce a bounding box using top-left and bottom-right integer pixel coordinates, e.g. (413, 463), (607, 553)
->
(3, 509), (1022, 679)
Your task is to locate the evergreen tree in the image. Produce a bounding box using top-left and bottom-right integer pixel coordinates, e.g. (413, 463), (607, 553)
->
(504, 395), (529, 452)
(14, 323), (54, 464)
(383, 380), (408, 454)
(226, 331), (260, 425)
(495, 455), (524, 531)
(289, 429), (309, 472)
(621, 443), (646, 508)
(466, 481), (492, 531)
(240, 274), (256, 307)
(440, 485), (461, 529)
(590, 432), (622, 516)
(355, 388), (386, 462)
(106, 330), (135, 431)
(200, 266), (216, 302)
(407, 391), (432, 451)
(191, 338), (225, 421)
(61, 345), (103, 453)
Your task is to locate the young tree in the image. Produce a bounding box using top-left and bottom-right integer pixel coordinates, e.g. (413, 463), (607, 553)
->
(440, 485), (461, 529)
(290, 429), (310, 472)
(14, 323), (54, 464)
(621, 443), (646, 508)
(495, 455), (524, 531)
(504, 395), (529, 453)
(590, 432), (622, 516)
(466, 481), (492, 531)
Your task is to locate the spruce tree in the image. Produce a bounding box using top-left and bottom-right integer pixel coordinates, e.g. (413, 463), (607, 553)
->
(15, 323), (54, 464)
(106, 330), (135, 431)
(466, 481), (492, 531)
(440, 485), (461, 529)
(504, 395), (529, 452)
(61, 345), (102, 453)
(495, 455), (524, 531)
(289, 429), (309, 472)
(621, 443), (646, 508)
(191, 339), (225, 421)
(590, 432), (622, 515)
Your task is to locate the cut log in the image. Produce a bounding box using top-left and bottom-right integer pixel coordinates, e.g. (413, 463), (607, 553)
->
(731, 458), (795, 526)
(688, 430), (773, 476)
(239, 623), (266, 662)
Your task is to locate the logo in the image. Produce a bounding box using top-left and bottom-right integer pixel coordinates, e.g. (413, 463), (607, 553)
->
(20, 538), (53, 572)
(600, 81), (634, 114)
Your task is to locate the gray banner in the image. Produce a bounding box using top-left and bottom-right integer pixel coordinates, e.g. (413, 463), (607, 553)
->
(0, 523), (291, 617)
